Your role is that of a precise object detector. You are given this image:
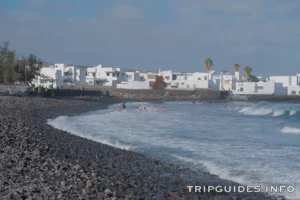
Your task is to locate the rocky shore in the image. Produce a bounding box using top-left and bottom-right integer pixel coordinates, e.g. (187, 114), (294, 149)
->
(0, 96), (284, 200)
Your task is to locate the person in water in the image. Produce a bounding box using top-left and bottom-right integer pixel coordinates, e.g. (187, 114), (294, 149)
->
(139, 105), (142, 111)
(122, 102), (127, 110)
(162, 106), (166, 113)
(144, 104), (147, 110)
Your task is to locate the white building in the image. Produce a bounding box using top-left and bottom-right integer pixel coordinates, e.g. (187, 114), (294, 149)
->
(86, 64), (128, 87)
(268, 75), (300, 87)
(267, 73), (300, 95)
(157, 70), (218, 90)
(234, 81), (287, 95)
(117, 70), (152, 89)
(288, 86), (300, 96)
(213, 72), (236, 91)
(33, 63), (87, 88)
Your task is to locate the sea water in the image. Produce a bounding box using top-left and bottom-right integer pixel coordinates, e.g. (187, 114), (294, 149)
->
(49, 101), (300, 199)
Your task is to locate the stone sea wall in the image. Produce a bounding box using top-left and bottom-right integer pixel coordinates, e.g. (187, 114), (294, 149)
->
(109, 89), (222, 101)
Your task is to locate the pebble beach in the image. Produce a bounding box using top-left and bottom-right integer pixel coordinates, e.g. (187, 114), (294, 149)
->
(0, 96), (283, 200)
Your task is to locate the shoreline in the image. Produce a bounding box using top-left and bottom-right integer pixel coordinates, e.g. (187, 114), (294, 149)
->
(0, 96), (283, 199)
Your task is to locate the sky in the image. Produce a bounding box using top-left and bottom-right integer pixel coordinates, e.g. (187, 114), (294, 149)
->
(0, 0), (300, 76)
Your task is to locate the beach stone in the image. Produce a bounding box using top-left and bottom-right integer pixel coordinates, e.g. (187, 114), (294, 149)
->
(86, 180), (92, 189)
(0, 96), (279, 200)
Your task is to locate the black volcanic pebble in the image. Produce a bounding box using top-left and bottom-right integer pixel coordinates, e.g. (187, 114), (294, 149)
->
(0, 96), (281, 200)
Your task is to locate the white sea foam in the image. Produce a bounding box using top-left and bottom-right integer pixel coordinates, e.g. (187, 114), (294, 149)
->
(48, 102), (300, 200)
(289, 110), (297, 116)
(171, 154), (250, 185)
(239, 106), (273, 116)
(281, 126), (300, 135)
(273, 110), (285, 117)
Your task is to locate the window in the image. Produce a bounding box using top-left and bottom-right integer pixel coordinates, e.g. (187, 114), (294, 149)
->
(64, 72), (69, 76)
(240, 88), (243, 92)
(88, 81), (93, 85)
(292, 91), (296, 95)
(198, 78), (201, 80)
(176, 82), (179, 86)
(181, 82), (184, 85)
(99, 73), (100, 75)
(204, 76), (207, 80)
(92, 73), (95, 77)
(299, 91), (300, 94)
(106, 72), (110, 76)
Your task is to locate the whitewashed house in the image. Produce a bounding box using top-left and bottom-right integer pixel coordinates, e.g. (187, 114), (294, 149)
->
(33, 63), (87, 88)
(117, 70), (152, 89)
(234, 81), (287, 95)
(161, 71), (218, 90)
(267, 73), (300, 95)
(212, 72), (236, 91)
(86, 64), (127, 87)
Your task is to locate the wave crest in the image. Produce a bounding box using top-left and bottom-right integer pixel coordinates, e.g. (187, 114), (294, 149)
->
(239, 102), (300, 119)
(281, 126), (300, 135)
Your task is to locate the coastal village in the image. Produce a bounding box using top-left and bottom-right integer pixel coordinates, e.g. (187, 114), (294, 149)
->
(32, 59), (300, 97)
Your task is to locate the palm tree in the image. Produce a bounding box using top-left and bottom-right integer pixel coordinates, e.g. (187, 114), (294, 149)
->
(204, 58), (213, 71)
(204, 58), (213, 80)
(234, 63), (240, 72)
(244, 66), (252, 76)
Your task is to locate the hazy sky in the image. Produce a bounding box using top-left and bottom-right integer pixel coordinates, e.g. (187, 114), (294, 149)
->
(1, 0), (300, 76)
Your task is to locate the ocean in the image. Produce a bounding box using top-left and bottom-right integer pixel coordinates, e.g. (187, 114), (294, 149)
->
(49, 101), (300, 199)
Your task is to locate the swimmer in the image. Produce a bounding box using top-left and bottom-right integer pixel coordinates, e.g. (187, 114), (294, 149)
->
(162, 106), (166, 113)
(144, 104), (147, 110)
(139, 105), (142, 111)
(122, 102), (127, 111)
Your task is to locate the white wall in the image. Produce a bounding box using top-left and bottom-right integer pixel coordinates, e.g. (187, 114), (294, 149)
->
(268, 76), (299, 87)
(34, 64), (87, 88)
(288, 86), (300, 96)
(117, 81), (151, 89)
(274, 83), (287, 95)
(235, 81), (276, 95)
(86, 64), (128, 87)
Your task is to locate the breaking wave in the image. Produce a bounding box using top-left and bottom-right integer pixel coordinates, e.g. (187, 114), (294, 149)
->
(281, 126), (300, 135)
(239, 102), (300, 119)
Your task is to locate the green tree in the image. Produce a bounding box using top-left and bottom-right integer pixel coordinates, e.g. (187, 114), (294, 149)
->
(204, 58), (213, 71)
(244, 66), (259, 82)
(234, 63), (240, 72)
(0, 41), (20, 83)
(244, 66), (252, 76)
(0, 41), (43, 84)
(15, 54), (43, 83)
